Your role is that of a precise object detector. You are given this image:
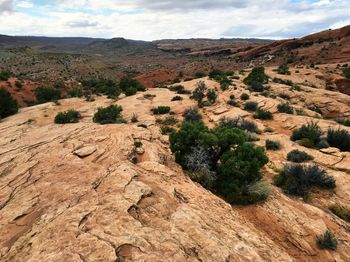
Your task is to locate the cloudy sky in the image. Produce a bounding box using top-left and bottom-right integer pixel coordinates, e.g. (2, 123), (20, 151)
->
(0, 0), (349, 40)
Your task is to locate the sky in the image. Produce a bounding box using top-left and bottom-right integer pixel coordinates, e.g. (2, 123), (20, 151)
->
(0, 0), (349, 40)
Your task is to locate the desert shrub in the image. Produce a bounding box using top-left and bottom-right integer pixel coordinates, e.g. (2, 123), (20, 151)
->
(124, 87), (137, 96)
(248, 81), (264, 92)
(183, 108), (202, 123)
(152, 106), (171, 115)
(265, 140), (281, 150)
(343, 67), (350, 79)
(336, 118), (350, 127)
(287, 150), (314, 163)
(0, 70), (11, 81)
(160, 126), (175, 135)
(278, 93), (290, 100)
(308, 104), (322, 115)
(327, 128), (350, 152)
(227, 99), (239, 107)
(209, 69), (225, 80)
(274, 164), (336, 197)
(298, 138), (315, 148)
(219, 117), (258, 133)
(317, 230), (337, 250)
(207, 89), (217, 104)
(291, 122), (322, 147)
(119, 77), (145, 92)
(191, 81), (207, 106)
(54, 110), (81, 124)
(134, 141), (142, 148)
(131, 114), (138, 123)
(171, 96), (183, 101)
(329, 204), (350, 222)
(169, 85), (191, 94)
(188, 169), (215, 189)
(273, 77), (293, 86)
(245, 181), (271, 204)
(195, 72), (207, 78)
(219, 77), (232, 91)
(0, 89), (19, 119)
(277, 103), (294, 114)
(244, 101), (258, 111)
(143, 93), (156, 100)
(240, 93), (250, 100)
(35, 86), (61, 103)
(93, 105), (125, 124)
(254, 108), (273, 120)
(15, 81), (23, 89)
(243, 67), (269, 86)
(68, 87), (83, 98)
(160, 116), (178, 125)
(216, 143), (269, 204)
(277, 64), (291, 75)
(82, 79), (121, 97)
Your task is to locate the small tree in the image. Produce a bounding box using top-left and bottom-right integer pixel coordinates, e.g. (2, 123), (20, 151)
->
(343, 67), (350, 79)
(93, 105), (125, 124)
(0, 89), (19, 119)
(35, 87), (61, 104)
(243, 67), (269, 86)
(54, 110), (81, 124)
(207, 89), (217, 104)
(277, 64), (291, 75)
(317, 230), (337, 250)
(191, 81), (207, 106)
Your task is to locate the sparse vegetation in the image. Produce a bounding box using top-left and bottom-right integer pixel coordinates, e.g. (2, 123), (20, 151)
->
(277, 103), (294, 114)
(343, 67), (350, 79)
(152, 106), (171, 115)
(317, 230), (338, 250)
(240, 93), (250, 100)
(0, 89), (19, 119)
(219, 117), (258, 133)
(291, 122), (322, 148)
(243, 67), (269, 86)
(183, 108), (202, 123)
(277, 64), (291, 75)
(265, 140), (281, 150)
(15, 81), (23, 89)
(54, 110), (81, 124)
(244, 101), (258, 111)
(81, 79), (121, 98)
(278, 93), (290, 100)
(0, 70), (11, 81)
(207, 89), (217, 104)
(134, 141), (142, 148)
(131, 114), (138, 123)
(287, 150), (314, 163)
(171, 95), (183, 101)
(254, 108), (273, 120)
(35, 86), (61, 104)
(327, 128), (350, 152)
(336, 118), (350, 127)
(274, 164), (336, 197)
(191, 81), (207, 106)
(170, 119), (269, 205)
(119, 77), (146, 94)
(93, 105), (125, 124)
(329, 204), (350, 222)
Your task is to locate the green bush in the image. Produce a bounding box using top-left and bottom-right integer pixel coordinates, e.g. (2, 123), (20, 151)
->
(0, 89), (19, 119)
(207, 89), (217, 104)
(124, 87), (137, 96)
(329, 204), (350, 222)
(240, 93), (250, 100)
(54, 110), (81, 124)
(152, 106), (171, 115)
(317, 230), (337, 250)
(277, 64), (291, 75)
(134, 141), (142, 148)
(160, 126), (175, 135)
(244, 101), (258, 111)
(219, 117), (258, 133)
(131, 114), (138, 123)
(327, 128), (350, 152)
(273, 77), (293, 86)
(35, 87), (61, 104)
(243, 67), (269, 86)
(227, 99), (240, 107)
(93, 105), (125, 124)
(0, 70), (11, 81)
(336, 118), (350, 127)
(216, 143), (269, 204)
(195, 72), (207, 78)
(343, 67), (350, 79)
(81, 79), (121, 97)
(287, 150), (314, 163)
(248, 82), (264, 92)
(68, 87), (83, 98)
(119, 77), (145, 92)
(291, 122), (322, 147)
(265, 140), (281, 150)
(277, 103), (294, 114)
(169, 85), (191, 94)
(191, 81), (207, 106)
(15, 81), (23, 89)
(183, 108), (202, 123)
(274, 164), (336, 197)
(254, 108), (273, 120)
(278, 93), (290, 100)
(171, 96), (183, 101)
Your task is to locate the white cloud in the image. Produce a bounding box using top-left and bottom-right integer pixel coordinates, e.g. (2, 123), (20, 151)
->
(0, 0), (349, 40)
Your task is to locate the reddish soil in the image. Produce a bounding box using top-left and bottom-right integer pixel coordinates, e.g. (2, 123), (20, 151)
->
(0, 78), (37, 106)
(136, 68), (178, 88)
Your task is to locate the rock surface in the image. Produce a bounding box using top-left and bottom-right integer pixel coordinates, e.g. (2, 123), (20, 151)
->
(1, 70), (350, 261)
